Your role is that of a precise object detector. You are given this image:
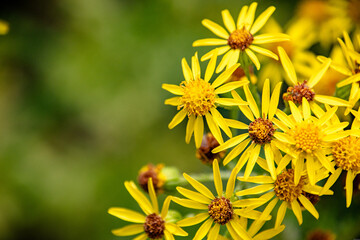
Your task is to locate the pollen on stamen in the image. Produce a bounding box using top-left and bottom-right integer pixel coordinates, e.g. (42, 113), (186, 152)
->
(227, 27), (254, 50)
(179, 79), (216, 116)
(208, 197), (233, 225)
(332, 136), (360, 171)
(290, 123), (320, 154)
(248, 118), (275, 145)
(274, 169), (305, 202)
(283, 80), (315, 104)
(143, 213), (165, 239)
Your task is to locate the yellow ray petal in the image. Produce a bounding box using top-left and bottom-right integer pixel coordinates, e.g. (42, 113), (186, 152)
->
(244, 84), (260, 118)
(248, 198), (278, 235)
(275, 201), (287, 227)
(147, 178), (159, 214)
(232, 198), (269, 208)
(290, 200), (303, 225)
(201, 19), (229, 39)
(194, 116), (204, 148)
(234, 209), (271, 220)
(213, 133), (248, 153)
(193, 218), (214, 240)
(288, 101), (302, 123)
(222, 9), (236, 33)
(250, 45), (278, 60)
(264, 144), (276, 180)
(250, 6), (275, 35)
(214, 80), (249, 94)
(306, 155), (316, 186)
(165, 223), (188, 236)
(244, 2), (258, 30)
(224, 118), (249, 129)
(236, 184), (273, 196)
(319, 168), (342, 196)
(275, 109), (295, 128)
(192, 52), (201, 80)
(298, 195), (319, 219)
(215, 97), (248, 106)
(237, 5), (248, 29)
(168, 109), (187, 129)
(314, 151), (335, 173)
(346, 171), (355, 208)
(245, 48), (260, 70)
(165, 97), (180, 106)
(261, 78), (270, 118)
(108, 207), (146, 226)
(231, 90), (255, 121)
(193, 38), (228, 47)
(253, 225), (285, 240)
(314, 95), (350, 107)
(216, 50), (234, 73)
(208, 224), (220, 240)
(177, 212), (209, 227)
(294, 157), (304, 186)
(227, 49), (240, 69)
(205, 113), (223, 144)
(172, 197), (208, 210)
(111, 224), (144, 236)
(226, 164), (239, 198)
(211, 108), (232, 138)
(322, 130), (351, 142)
(161, 196), (172, 219)
(162, 83), (184, 95)
(177, 187), (212, 204)
(164, 230), (175, 240)
(124, 181), (153, 215)
(238, 175), (274, 184)
(278, 46), (297, 85)
(133, 233), (147, 240)
(181, 57), (193, 82)
(302, 97), (311, 120)
(276, 154), (292, 175)
(253, 33), (290, 44)
(223, 138), (250, 165)
(268, 82), (282, 120)
(307, 58), (331, 88)
(201, 46), (230, 61)
(273, 132), (295, 145)
(183, 173), (215, 199)
(212, 63), (240, 88)
(337, 73), (360, 88)
(229, 219), (252, 240)
(185, 115), (195, 144)
(205, 48), (218, 82)
(213, 159), (223, 197)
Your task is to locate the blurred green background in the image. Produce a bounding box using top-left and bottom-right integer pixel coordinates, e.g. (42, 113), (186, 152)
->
(0, 0), (359, 239)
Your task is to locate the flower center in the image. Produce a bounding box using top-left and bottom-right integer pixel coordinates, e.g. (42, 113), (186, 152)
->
(208, 197), (233, 225)
(291, 122), (321, 154)
(144, 213), (165, 239)
(332, 136), (360, 171)
(227, 28), (254, 50)
(248, 118), (275, 145)
(274, 169), (305, 202)
(179, 79), (215, 116)
(283, 81), (315, 104)
(196, 133), (225, 165)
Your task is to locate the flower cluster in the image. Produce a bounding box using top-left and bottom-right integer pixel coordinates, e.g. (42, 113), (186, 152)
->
(109, 2), (360, 239)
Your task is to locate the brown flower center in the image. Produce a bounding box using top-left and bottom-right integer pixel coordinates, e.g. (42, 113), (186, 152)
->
(227, 28), (254, 50)
(196, 133), (225, 165)
(248, 118), (275, 145)
(274, 169), (305, 202)
(208, 197), (233, 225)
(283, 81), (315, 104)
(144, 213), (165, 239)
(332, 136), (360, 171)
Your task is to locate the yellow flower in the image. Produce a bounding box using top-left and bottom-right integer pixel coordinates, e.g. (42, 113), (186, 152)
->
(278, 46), (350, 108)
(162, 52), (249, 148)
(320, 32), (360, 115)
(236, 216), (285, 240)
(138, 164), (166, 194)
(274, 98), (350, 186)
(258, 18), (316, 88)
(193, 2), (289, 71)
(237, 167), (333, 227)
(320, 108), (360, 207)
(212, 79), (283, 180)
(108, 179), (187, 239)
(173, 159), (268, 240)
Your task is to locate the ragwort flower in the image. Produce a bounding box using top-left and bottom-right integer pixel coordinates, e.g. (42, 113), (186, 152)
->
(212, 79), (283, 180)
(193, 2), (290, 71)
(108, 179), (187, 239)
(173, 159), (269, 240)
(162, 52), (248, 148)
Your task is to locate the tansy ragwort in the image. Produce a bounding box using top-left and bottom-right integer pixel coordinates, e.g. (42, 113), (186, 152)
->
(172, 159), (271, 240)
(162, 51), (249, 148)
(193, 3), (290, 71)
(212, 79), (283, 181)
(108, 179), (187, 239)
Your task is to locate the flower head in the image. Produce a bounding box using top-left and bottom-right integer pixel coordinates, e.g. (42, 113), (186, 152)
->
(193, 3), (290, 71)
(196, 133), (226, 165)
(212, 79), (283, 180)
(173, 159), (268, 240)
(108, 179), (187, 239)
(138, 164), (166, 194)
(163, 52), (249, 148)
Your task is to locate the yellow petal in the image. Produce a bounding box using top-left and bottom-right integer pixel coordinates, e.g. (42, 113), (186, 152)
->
(302, 97), (311, 120)
(294, 157), (304, 186)
(211, 108), (232, 138)
(232, 198), (269, 208)
(194, 116), (204, 148)
(214, 80), (249, 94)
(205, 113), (223, 144)
(202, 19), (229, 39)
(164, 230), (175, 240)
(216, 50), (234, 73)
(215, 97), (248, 106)
(111, 224), (144, 236)
(212, 63), (240, 88)
(275, 109), (295, 128)
(148, 178), (159, 214)
(250, 6), (275, 34)
(124, 181), (153, 215)
(201, 46), (230, 61)
(244, 2), (258, 29)
(314, 95), (350, 107)
(161, 196), (172, 219)
(205, 48), (218, 82)
(193, 38), (228, 47)
(213, 133), (248, 153)
(193, 218), (214, 240)
(177, 212), (209, 227)
(208, 224), (220, 240)
(244, 84), (260, 118)
(229, 219), (252, 240)
(298, 195), (319, 219)
(222, 9), (236, 33)
(223, 138), (250, 165)
(346, 171), (355, 208)
(238, 175), (274, 184)
(337, 73), (360, 88)
(245, 48), (260, 70)
(288, 101), (302, 123)
(268, 82), (282, 120)
(133, 233), (147, 240)
(276, 154), (292, 175)
(224, 118), (249, 129)
(236, 184), (273, 196)
(306, 155), (316, 186)
(108, 208), (146, 223)
(227, 49), (240, 69)
(234, 209), (271, 220)
(320, 168), (342, 196)
(192, 52), (201, 80)
(273, 132), (295, 145)
(165, 223), (188, 236)
(162, 83), (184, 95)
(185, 115), (195, 144)
(307, 58), (331, 88)
(226, 167), (240, 199)
(250, 45), (278, 60)
(183, 173), (215, 199)
(253, 33), (290, 44)
(237, 5), (248, 28)
(177, 187), (212, 204)
(261, 78), (270, 118)
(213, 159), (223, 197)
(264, 144), (276, 180)
(290, 200), (303, 225)
(172, 197), (208, 210)
(231, 90), (255, 121)
(165, 97), (180, 106)
(181, 57), (193, 82)
(278, 46), (297, 85)
(253, 225), (285, 240)
(275, 201), (287, 227)
(168, 109), (187, 129)
(314, 151), (335, 173)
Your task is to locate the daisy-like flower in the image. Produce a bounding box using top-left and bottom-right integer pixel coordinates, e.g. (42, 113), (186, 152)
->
(212, 79), (283, 180)
(319, 32), (360, 115)
(162, 52), (249, 148)
(237, 166), (333, 227)
(320, 108), (360, 207)
(108, 179), (187, 239)
(278, 46), (350, 108)
(172, 159), (269, 240)
(193, 2), (290, 72)
(274, 98), (351, 186)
